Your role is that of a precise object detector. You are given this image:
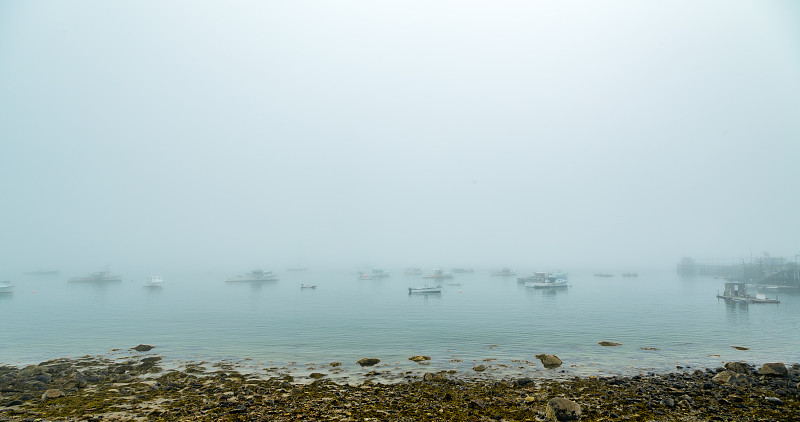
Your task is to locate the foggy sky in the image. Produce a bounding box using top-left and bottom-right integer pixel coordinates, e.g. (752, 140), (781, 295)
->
(1, 1), (799, 273)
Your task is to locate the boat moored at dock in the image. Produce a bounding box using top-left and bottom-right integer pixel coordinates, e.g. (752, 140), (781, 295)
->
(717, 282), (779, 304)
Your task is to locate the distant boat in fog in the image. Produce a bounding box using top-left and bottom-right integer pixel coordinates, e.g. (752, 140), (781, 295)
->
(23, 269), (60, 276)
(144, 275), (163, 287)
(69, 268), (122, 282)
(300, 283), (317, 289)
(451, 268), (474, 273)
(594, 273), (614, 277)
(491, 268), (516, 276)
(422, 268), (453, 279)
(0, 281), (13, 293)
(622, 273), (639, 277)
(226, 269), (279, 282)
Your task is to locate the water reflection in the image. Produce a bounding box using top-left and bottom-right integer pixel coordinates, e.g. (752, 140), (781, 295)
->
(525, 287), (568, 298)
(407, 292), (442, 302)
(724, 300), (749, 321)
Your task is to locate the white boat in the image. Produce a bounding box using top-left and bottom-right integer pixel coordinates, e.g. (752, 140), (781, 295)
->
(300, 283), (317, 289)
(422, 268), (453, 279)
(144, 275), (163, 287)
(526, 279), (569, 289)
(408, 285), (442, 294)
(226, 269), (279, 282)
(69, 268), (123, 282)
(0, 281), (13, 293)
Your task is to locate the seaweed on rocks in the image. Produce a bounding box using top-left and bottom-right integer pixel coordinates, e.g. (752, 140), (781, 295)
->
(1, 354), (799, 421)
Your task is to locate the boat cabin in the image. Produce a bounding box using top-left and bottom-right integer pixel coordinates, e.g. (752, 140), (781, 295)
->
(721, 282), (747, 299)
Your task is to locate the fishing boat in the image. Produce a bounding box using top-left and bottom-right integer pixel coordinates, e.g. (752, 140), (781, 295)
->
(69, 268), (123, 282)
(622, 273), (639, 277)
(300, 283), (317, 289)
(422, 268), (453, 279)
(225, 269), (279, 282)
(717, 282), (779, 304)
(522, 272), (569, 288)
(144, 275), (163, 287)
(0, 281), (13, 293)
(408, 285), (442, 294)
(491, 268), (516, 276)
(369, 268), (391, 278)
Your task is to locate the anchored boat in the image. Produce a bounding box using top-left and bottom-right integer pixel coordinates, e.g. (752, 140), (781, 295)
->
(69, 268), (122, 282)
(226, 269), (279, 282)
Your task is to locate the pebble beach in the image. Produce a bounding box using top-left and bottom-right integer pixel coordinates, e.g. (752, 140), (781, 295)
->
(2, 346), (799, 421)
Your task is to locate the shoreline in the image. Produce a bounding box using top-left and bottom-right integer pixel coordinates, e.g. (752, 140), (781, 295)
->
(1, 348), (799, 421)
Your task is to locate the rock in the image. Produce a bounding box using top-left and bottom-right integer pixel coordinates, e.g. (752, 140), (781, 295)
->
(468, 398), (485, 409)
(724, 362), (751, 374)
(409, 355), (431, 362)
(516, 377), (535, 386)
(731, 345), (749, 351)
(759, 362), (788, 377)
(132, 344), (155, 352)
(356, 358), (380, 367)
(712, 371), (749, 386)
(535, 354), (563, 369)
(546, 397), (582, 421)
(598, 341), (621, 347)
(329, 362), (341, 367)
(661, 397), (675, 407)
(41, 389), (64, 400)
(423, 372), (446, 382)
(472, 364), (487, 372)
(309, 373), (326, 379)
(765, 396), (784, 405)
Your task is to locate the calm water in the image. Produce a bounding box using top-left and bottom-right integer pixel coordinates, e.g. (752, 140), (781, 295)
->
(1, 268), (797, 379)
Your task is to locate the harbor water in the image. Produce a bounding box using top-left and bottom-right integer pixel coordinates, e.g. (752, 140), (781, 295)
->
(1, 268), (797, 379)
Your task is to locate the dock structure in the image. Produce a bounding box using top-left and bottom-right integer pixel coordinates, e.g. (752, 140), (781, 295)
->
(678, 255), (800, 286)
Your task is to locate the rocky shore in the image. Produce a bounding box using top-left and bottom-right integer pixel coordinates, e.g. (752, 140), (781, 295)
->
(1, 348), (799, 421)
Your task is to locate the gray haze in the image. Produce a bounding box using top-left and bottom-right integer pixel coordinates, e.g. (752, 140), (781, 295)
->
(1, 1), (799, 273)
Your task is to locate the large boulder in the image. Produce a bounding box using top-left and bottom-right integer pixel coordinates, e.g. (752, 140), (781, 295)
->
(535, 354), (563, 369)
(759, 362), (788, 377)
(712, 370), (749, 387)
(356, 358), (380, 367)
(724, 362), (751, 374)
(598, 341), (621, 347)
(546, 397), (582, 421)
(409, 355), (431, 362)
